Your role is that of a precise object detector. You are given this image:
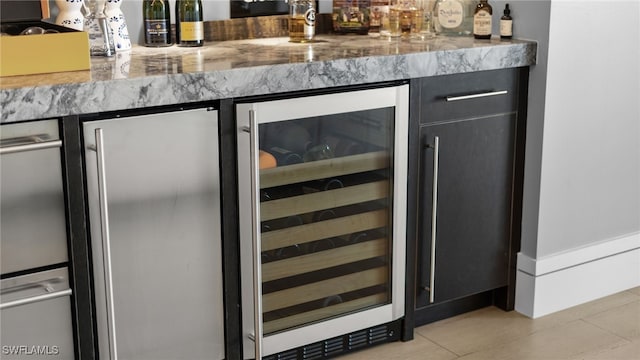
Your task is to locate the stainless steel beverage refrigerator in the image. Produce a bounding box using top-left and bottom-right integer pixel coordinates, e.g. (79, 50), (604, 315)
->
(236, 84), (409, 359)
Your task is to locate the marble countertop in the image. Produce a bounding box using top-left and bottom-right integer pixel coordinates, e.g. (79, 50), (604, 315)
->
(0, 34), (536, 123)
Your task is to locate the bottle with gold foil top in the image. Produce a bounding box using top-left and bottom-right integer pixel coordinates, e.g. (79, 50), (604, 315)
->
(289, 0), (316, 43)
(143, 0), (172, 47)
(175, 0), (204, 47)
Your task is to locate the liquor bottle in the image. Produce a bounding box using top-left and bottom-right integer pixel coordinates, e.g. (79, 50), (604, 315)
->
(433, 0), (474, 36)
(332, 0), (371, 35)
(143, 0), (172, 47)
(289, 0), (316, 43)
(389, 0), (420, 38)
(369, 0), (390, 33)
(473, 0), (492, 39)
(175, 0), (204, 47)
(500, 3), (512, 39)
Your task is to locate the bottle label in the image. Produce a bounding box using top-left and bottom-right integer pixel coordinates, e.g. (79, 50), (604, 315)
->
(437, 1), (464, 29)
(474, 10), (492, 35)
(500, 19), (513, 36)
(305, 8), (316, 37)
(145, 19), (169, 37)
(179, 21), (204, 41)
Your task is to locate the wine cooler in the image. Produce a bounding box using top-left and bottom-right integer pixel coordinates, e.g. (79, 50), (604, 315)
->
(236, 84), (409, 358)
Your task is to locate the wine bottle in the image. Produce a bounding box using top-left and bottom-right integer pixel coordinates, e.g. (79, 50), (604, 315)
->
(473, 0), (492, 40)
(143, 0), (172, 47)
(268, 146), (304, 165)
(175, 0), (204, 47)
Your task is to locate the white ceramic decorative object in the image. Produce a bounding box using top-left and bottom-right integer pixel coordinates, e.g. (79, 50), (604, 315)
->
(105, 0), (131, 51)
(55, 0), (85, 31)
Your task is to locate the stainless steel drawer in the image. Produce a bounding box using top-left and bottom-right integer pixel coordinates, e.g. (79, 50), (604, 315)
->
(1, 267), (75, 360)
(0, 120), (68, 274)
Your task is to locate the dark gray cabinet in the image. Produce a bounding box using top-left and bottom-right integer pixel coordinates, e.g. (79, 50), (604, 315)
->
(405, 68), (528, 332)
(417, 112), (515, 306)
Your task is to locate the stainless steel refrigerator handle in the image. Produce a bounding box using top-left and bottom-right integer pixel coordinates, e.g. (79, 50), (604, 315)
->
(0, 136), (61, 154)
(246, 110), (264, 359)
(0, 289), (72, 310)
(424, 136), (439, 304)
(445, 90), (508, 102)
(1, 277), (65, 294)
(94, 128), (119, 360)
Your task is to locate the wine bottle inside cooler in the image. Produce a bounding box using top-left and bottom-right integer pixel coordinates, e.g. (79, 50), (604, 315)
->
(268, 146), (304, 165)
(175, 0), (204, 47)
(322, 135), (366, 157)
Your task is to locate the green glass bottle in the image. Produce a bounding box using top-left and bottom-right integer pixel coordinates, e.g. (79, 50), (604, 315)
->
(143, 0), (172, 47)
(175, 0), (204, 47)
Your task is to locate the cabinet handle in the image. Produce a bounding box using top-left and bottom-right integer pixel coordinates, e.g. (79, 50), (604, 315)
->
(94, 128), (119, 360)
(424, 136), (439, 304)
(246, 110), (264, 360)
(0, 289), (72, 310)
(0, 135), (61, 154)
(445, 90), (508, 102)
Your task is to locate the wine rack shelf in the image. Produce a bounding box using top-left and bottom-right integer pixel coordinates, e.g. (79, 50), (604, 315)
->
(260, 149), (393, 335)
(260, 151), (389, 188)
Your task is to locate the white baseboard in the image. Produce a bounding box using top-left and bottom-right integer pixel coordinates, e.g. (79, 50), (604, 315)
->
(515, 232), (640, 318)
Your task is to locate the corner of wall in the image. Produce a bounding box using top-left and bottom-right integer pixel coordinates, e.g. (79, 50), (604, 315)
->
(515, 232), (640, 318)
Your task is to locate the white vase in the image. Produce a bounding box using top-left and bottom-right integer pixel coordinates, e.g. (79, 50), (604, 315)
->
(105, 0), (131, 51)
(55, 0), (85, 31)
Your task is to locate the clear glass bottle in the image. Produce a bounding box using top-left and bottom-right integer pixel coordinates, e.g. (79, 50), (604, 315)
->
(289, 0), (316, 42)
(473, 0), (492, 39)
(433, 0), (474, 36)
(143, 0), (172, 47)
(175, 0), (204, 47)
(389, 0), (420, 38)
(369, 0), (390, 33)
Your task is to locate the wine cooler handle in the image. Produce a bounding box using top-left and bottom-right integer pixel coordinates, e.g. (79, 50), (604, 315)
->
(246, 110), (264, 359)
(94, 128), (119, 360)
(424, 136), (439, 304)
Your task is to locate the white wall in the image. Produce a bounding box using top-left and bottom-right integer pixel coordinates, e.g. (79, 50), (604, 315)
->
(515, 0), (640, 317)
(538, 0), (640, 255)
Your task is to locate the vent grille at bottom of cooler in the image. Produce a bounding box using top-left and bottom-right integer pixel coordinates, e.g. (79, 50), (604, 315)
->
(263, 320), (401, 360)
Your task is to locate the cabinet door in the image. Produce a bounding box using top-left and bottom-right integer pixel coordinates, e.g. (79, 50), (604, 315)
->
(416, 113), (515, 307)
(83, 108), (225, 360)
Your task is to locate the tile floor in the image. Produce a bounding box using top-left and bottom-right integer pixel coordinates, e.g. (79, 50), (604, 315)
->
(340, 287), (640, 360)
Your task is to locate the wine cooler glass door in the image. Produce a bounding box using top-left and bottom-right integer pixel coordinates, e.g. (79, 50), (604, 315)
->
(237, 85), (408, 358)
